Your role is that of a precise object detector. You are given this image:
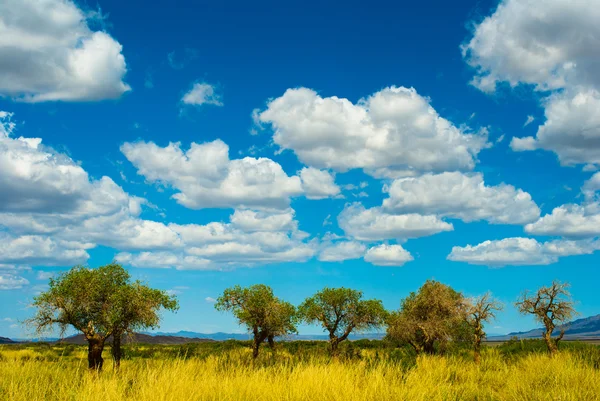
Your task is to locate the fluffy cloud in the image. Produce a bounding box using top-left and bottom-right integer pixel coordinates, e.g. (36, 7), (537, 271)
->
(0, 115), (93, 213)
(463, 0), (600, 93)
(525, 173), (600, 238)
(0, 115), (183, 255)
(1, 112), (318, 270)
(258, 87), (488, 178)
(318, 241), (366, 262)
(338, 203), (453, 241)
(583, 172), (600, 200)
(0, 0), (130, 102)
(510, 136), (538, 152)
(0, 176), (181, 252)
(115, 252), (211, 270)
(230, 209), (297, 232)
(510, 90), (600, 166)
(300, 167), (341, 199)
(524, 203), (600, 238)
(464, 0), (600, 167)
(0, 274), (29, 290)
(364, 244), (413, 266)
(121, 140), (303, 210)
(0, 114), (188, 266)
(382, 172), (540, 224)
(448, 237), (600, 267)
(66, 210), (182, 251)
(116, 214), (316, 270)
(187, 241), (314, 264)
(0, 234), (91, 266)
(181, 83), (222, 106)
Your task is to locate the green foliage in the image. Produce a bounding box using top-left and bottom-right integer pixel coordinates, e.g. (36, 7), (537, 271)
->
(27, 263), (178, 369)
(298, 287), (387, 354)
(215, 284), (297, 357)
(215, 284), (297, 339)
(29, 263), (178, 340)
(387, 280), (467, 354)
(29, 263), (131, 338)
(110, 282), (179, 335)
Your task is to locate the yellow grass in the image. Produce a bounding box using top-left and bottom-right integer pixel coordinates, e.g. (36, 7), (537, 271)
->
(1, 347), (599, 401)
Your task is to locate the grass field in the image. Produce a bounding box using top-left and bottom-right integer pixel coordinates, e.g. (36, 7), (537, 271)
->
(2, 340), (600, 401)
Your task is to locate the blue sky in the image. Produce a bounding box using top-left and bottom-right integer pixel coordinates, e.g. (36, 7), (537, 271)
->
(1, 0), (600, 338)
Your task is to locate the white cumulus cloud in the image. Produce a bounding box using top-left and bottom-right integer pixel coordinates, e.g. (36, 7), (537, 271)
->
(116, 208), (316, 270)
(300, 167), (341, 200)
(181, 82), (223, 107)
(463, 0), (600, 93)
(583, 172), (600, 200)
(318, 241), (366, 262)
(121, 139), (304, 210)
(364, 244), (413, 266)
(463, 0), (600, 167)
(510, 136), (538, 152)
(0, 0), (130, 102)
(382, 172), (540, 224)
(230, 209), (297, 232)
(0, 234), (91, 266)
(259, 86), (488, 178)
(338, 203), (453, 241)
(525, 202), (600, 238)
(448, 237), (600, 267)
(0, 274), (29, 290)
(529, 89), (600, 166)
(1, 112), (318, 270)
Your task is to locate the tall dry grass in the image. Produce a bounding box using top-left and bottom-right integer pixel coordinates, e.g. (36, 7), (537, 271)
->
(1, 346), (599, 401)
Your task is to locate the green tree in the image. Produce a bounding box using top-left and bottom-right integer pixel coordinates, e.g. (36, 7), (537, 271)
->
(515, 280), (576, 355)
(109, 282), (179, 369)
(28, 263), (178, 370)
(215, 284), (297, 359)
(466, 292), (503, 364)
(387, 280), (467, 354)
(298, 287), (387, 356)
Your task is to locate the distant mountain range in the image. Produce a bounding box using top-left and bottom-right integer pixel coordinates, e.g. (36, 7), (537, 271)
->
(488, 314), (600, 341)
(0, 336), (17, 344)
(146, 331), (252, 341)
(57, 333), (215, 345)
(145, 331), (386, 341)
(4, 315), (599, 344)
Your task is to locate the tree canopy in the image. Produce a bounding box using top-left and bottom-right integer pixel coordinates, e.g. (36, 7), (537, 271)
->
(215, 284), (297, 358)
(109, 281), (179, 368)
(516, 280), (576, 354)
(28, 263), (178, 370)
(298, 287), (387, 355)
(387, 280), (467, 354)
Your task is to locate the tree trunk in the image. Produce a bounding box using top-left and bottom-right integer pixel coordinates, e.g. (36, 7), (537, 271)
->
(267, 335), (275, 350)
(252, 340), (260, 359)
(474, 335), (482, 364)
(544, 332), (559, 355)
(252, 330), (267, 359)
(408, 341), (422, 355)
(329, 338), (340, 357)
(423, 340), (435, 355)
(111, 331), (123, 371)
(87, 335), (105, 371)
